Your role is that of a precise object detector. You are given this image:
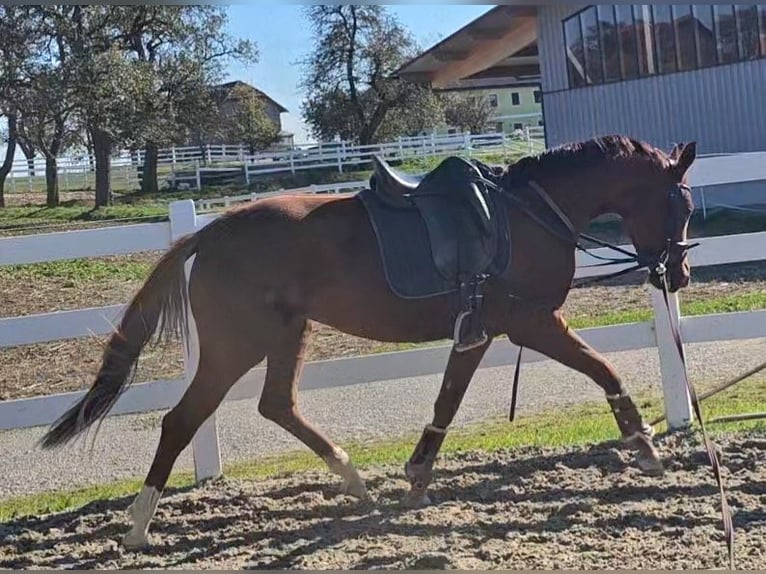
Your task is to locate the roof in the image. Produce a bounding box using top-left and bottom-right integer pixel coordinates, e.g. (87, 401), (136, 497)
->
(212, 80), (289, 114)
(394, 5), (541, 89)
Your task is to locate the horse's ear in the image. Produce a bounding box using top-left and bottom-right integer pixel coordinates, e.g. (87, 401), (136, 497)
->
(670, 141), (696, 176)
(669, 142), (685, 162)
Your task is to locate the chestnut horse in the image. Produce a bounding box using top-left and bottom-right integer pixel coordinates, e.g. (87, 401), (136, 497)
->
(41, 135), (696, 549)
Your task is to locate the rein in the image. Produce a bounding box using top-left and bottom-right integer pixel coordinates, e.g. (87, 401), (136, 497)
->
(484, 174), (734, 569)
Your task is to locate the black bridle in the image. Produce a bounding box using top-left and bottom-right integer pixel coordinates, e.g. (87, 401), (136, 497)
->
(515, 179), (700, 289)
(485, 175), (734, 569)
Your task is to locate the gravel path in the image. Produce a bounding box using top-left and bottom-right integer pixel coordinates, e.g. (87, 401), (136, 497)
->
(1, 338), (765, 499)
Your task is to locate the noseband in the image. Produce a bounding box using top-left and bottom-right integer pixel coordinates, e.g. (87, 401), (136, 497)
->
(634, 183), (699, 281)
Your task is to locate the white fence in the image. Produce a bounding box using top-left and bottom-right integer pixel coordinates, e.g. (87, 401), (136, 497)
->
(2, 155), (766, 484)
(5, 129), (545, 194)
(195, 181), (369, 211)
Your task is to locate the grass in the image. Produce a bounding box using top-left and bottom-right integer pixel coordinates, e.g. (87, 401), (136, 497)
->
(1, 376), (763, 522)
(565, 291), (766, 330)
(6, 255), (763, 327)
(0, 150), (529, 231)
(0, 258), (152, 283)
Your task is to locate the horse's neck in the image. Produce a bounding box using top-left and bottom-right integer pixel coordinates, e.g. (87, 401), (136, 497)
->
(537, 171), (618, 234)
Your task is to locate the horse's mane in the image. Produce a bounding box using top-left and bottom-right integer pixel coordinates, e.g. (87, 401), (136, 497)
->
(501, 134), (670, 188)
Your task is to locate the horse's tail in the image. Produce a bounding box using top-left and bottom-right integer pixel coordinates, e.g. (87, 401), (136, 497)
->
(39, 231), (200, 449)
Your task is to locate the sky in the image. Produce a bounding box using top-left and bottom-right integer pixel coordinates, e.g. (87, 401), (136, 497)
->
(223, 4), (491, 144)
(0, 4), (491, 162)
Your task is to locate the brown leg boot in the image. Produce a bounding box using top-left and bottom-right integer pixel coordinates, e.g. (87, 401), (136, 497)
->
(607, 393), (664, 476)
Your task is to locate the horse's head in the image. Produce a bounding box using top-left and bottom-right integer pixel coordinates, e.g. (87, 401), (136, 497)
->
(620, 141), (697, 293)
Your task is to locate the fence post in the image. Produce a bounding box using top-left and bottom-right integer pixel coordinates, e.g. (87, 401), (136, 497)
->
(195, 160), (201, 191)
(244, 158), (250, 185)
(651, 288), (693, 430)
(168, 199), (223, 482)
(337, 144), (343, 173)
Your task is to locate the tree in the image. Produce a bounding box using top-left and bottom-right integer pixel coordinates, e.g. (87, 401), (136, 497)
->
(300, 5), (443, 145)
(224, 84), (281, 154)
(16, 66), (80, 207)
(109, 6), (257, 194)
(0, 6), (40, 207)
(441, 92), (493, 134)
(0, 115), (17, 208)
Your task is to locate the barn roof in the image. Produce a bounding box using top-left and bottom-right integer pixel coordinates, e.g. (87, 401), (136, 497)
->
(212, 80), (289, 114)
(393, 5), (541, 89)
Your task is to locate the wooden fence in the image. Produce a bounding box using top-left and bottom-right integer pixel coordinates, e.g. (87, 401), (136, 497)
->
(2, 153), (766, 483)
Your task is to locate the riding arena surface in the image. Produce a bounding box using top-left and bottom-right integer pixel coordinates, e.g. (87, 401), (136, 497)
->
(1, 431), (763, 569)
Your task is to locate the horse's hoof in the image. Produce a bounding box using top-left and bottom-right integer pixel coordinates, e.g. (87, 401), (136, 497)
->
(122, 530), (149, 551)
(636, 453), (665, 476)
(341, 478), (370, 501)
(403, 491), (431, 508)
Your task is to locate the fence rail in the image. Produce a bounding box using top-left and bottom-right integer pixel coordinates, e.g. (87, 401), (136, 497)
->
(5, 129), (545, 194)
(1, 154), (766, 483)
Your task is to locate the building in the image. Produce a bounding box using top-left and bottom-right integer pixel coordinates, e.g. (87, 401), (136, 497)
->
(398, 4), (766, 154)
(193, 80), (294, 149)
(395, 9), (543, 134)
(437, 84), (543, 135)
(396, 4), (766, 208)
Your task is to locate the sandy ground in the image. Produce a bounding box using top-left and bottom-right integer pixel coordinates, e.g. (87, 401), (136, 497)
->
(0, 430), (762, 569)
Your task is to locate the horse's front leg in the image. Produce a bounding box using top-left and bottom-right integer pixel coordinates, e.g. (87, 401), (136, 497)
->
(509, 308), (663, 476)
(403, 339), (491, 506)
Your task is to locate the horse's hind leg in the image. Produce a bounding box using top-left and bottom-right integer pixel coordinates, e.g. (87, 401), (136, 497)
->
(258, 317), (368, 500)
(123, 336), (264, 549)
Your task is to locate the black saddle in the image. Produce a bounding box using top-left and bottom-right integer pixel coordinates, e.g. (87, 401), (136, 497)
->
(368, 157), (425, 196)
(357, 155), (511, 352)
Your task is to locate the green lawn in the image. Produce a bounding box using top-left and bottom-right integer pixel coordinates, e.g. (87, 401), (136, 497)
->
(3, 254), (765, 324)
(0, 150), (528, 231)
(1, 376), (762, 522)
(0, 258), (153, 283)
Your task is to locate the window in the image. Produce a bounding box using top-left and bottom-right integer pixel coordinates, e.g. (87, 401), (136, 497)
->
(714, 5), (738, 64)
(581, 7), (604, 84)
(673, 5), (697, 71)
(537, 119), (545, 126)
(653, 5), (678, 73)
(487, 94), (498, 107)
(598, 6), (621, 81)
(736, 5), (759, 60)
(494, 122), (504, 133)
(616, 5), (639, 79)
(761, 6), (766, 57)
(511, 92), (520, 105)
(564, 14), (587, 87)
(693, 5), (717, 67)
(513, 123), (524, 130)
(633, 5), (657, 76)
(533, 90), (542, 103)
(563, 4), (766, 89)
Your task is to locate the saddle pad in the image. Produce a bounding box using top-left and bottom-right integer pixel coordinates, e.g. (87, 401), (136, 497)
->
(357, 188), (460, 299)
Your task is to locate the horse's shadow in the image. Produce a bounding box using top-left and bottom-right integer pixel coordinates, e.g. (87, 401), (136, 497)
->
(1, 440), (762, 569)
